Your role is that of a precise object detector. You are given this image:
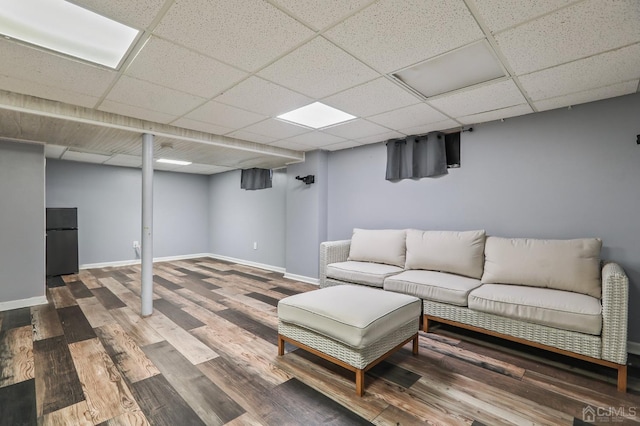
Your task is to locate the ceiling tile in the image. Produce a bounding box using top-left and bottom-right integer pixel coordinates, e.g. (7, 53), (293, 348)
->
(258, 37), (379, 98)
(355, 130), (405, 145)
(495, 0), (640, 74)
(325, 0), (484, 73)
(71, 0), (167, 29)
(323, 119), (391, 139)
(44, 145), (67, 159)
(226, 129), (278, 144)
(99, 100), (178, 124)
(519, 43), (640, 101)
(242, 119), (311, 139)
(153, 0), (314, 71)
(322, 77), (421, 118)
(398, 119), (461, 136)
(323, 140), (363, 151)
(183, 101), (267, 129)
(534, 81), (639, 112)
(103, 154), (142, 167)
(271, 0), (375, 30)
(125, 37), (247, 98)
(0, 75), (100, 108)
(268, 140), (314, 151)
(473, 0), (576, 33)
(215, 76), (312, 116)
(2, 0), (639, 173)
(105, 76), (206, 116)
(171, 118), (235, 136)
(367, 103), (449, 130)
(62, 150), (112, 163)
(0, 39), (117, 98)
(285, 131), (346, 147)
(457, 104), (533, 125)
(429, 79), (526, 118)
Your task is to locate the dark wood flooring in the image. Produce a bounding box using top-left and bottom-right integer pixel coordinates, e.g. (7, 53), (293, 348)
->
(1, 258), (639, 425)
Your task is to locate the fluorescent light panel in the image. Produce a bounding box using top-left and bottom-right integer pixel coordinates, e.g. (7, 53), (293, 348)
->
(277, 102), (356, 129)
(394, 41), (505, 98)
(0, 0), (139, 68)
(156, 158), (192, 166)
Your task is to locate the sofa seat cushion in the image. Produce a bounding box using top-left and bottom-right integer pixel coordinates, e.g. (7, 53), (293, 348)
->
(384, 270), (482, 306)
(481, 237), (602, 298)
(327, 261), (404, 288)
(468, 284), (602, 335)
(278, 285), (421, 349)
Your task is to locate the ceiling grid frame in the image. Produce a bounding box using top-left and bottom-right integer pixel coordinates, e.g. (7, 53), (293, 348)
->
(462, 0), (538, 113)
(0, 0), (637, 172)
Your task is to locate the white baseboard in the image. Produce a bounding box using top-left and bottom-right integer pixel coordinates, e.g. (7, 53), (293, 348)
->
(80, 252), (318, 285)
(627, 341), (640, 355)
(207, 253), (286, 274)
(0, 295), (47, 312)
(206, 254), (320, 284)
(283, 273), (319, 286)
(80, 253), (211, 270)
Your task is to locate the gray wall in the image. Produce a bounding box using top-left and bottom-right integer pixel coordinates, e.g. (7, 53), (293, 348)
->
(0, 140), (45, 303)
(208, 169), (286, 268)
(327, 92), (640, 341)
(286, 150), (328, 278)
(46, 160), (209, 265)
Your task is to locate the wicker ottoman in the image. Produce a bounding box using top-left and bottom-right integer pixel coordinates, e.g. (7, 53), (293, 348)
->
(277, 285), (421, 396)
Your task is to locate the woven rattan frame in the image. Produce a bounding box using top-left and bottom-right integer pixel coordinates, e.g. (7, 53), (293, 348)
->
(423, 300), (602, 359)
(319, 240), (350, 288)
(319, 238), (629, 391)
(601, 262), (629, 364)
(278, 318), (419, 370)
(320, 238), (629, 365)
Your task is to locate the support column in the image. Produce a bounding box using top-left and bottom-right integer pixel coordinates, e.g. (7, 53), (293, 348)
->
(141, 133), (154, 316)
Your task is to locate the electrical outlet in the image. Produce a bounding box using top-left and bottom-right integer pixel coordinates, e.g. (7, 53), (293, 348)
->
(253, 242), (258, 250)
(133, 240), (140, 249)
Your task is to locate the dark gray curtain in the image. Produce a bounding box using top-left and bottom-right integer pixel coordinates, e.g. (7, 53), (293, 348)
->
(241, 168), (272, 190)
(414, 132), (447, 178)
(386, 132), (448, 180)
(385, 138), (412, 180)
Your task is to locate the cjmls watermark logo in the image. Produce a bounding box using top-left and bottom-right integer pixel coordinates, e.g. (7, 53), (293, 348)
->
(582, 404), (637, 423)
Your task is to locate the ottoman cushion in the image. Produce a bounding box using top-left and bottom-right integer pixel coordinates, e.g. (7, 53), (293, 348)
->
(278, 285), (420, 349)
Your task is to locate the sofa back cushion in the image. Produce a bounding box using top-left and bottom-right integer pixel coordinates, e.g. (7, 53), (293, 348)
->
(348, 228), (406, 268)
(405, 229), (486, 279)
(481, 237), (602, 298)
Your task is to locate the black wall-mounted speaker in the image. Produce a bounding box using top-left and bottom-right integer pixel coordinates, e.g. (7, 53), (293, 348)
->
(295, 175), (315, 185)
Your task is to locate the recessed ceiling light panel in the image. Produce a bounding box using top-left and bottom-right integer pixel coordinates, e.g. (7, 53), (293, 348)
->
(156, 158), (192, 166)
(394, 41), (505, 98)
(0, 0), (139, 68)
(277, 102), (356, 129)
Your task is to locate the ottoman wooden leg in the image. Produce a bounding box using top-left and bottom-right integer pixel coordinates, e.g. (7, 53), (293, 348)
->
(355, 369), (365, 396)
(277, 334), (285, 356)
(413, 334), (419, 355)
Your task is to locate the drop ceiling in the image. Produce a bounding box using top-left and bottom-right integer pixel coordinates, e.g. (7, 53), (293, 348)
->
(0, 0), (638, 174)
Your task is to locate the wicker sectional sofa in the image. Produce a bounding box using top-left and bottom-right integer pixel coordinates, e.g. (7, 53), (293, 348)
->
(319, 228), (629, 391)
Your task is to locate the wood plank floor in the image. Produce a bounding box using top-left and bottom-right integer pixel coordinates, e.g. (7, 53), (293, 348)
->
(1, 258), (640, 425)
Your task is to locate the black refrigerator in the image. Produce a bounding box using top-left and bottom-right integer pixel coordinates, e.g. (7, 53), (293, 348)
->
(46, 208), (79, 276)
